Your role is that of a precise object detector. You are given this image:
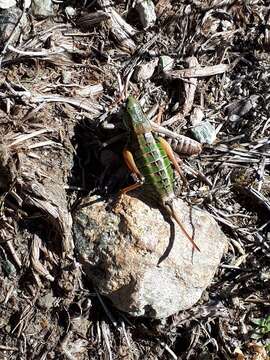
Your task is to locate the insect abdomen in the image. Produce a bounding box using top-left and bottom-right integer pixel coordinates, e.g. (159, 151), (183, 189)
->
(134, 133), (174, 199)
(167, 136), (202, 156)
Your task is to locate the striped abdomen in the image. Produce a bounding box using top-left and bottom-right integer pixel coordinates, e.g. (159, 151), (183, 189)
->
(132, 132), (174, 201)
(166, 136), (202, 156)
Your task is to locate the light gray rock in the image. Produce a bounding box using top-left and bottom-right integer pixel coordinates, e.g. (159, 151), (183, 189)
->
(135, 0), (156, 29)
(133, 59), (158, 82)
(31, 0), (53, 19)
(37, 291), (55, 310)
(24, 0), (32, 9)
(0, 7), (27, 48)
(0, 0), (16, 9)
(61, 70), (72, 84)
(190, 106), (204, 126)
(65, 6), (76, 18)
(159, 55), (174, 72)
(74, 194), (227, 319)
(191, 121), (216, 144)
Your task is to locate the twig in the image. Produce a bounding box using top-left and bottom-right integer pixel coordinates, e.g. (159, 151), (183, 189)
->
(101, 321), (113, 360)
(9, 129), (55, 146)
(0, 344), (18, 351)
(163, 56), (199, 127)
(5, 240), (22, 268)
(120, 320), (131, 348)
(150, 121), (199, 146)
(160, 342), (178, 360)
(0, 8), (25, 69)
(165, 63), (234, 80)
(123, 34), (158, 77)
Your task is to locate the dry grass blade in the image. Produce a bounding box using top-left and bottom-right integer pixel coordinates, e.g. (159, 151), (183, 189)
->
(101, 321), (113, 360)
(0, 345), (18, 351)
(122, 34), (158, 77)
(27, 140), (62, 150)
(1, 81), (103, 117)
(165, 63), (233, 79)
(244, 187), (270, 213)
(76, 10), (110, 30)
(9, 128), (54, 146)
(95, 289), (118, 328)
(5, 239), (22, 268)
(160, 342), (178, 359)
(30, 235), (54, 282)
(0, 7), (26, 68)
(24, 189), (73, 256)
(98, 0), (137, 53)
(30, 94), (103, 116)
(4, 27), (83, 66)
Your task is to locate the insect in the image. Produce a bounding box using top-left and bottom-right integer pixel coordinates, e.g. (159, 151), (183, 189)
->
(121, 96), (200, 252)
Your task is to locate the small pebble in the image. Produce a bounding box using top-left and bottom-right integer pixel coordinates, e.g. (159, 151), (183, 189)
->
(0, 0), (16, 9)
(159, 55), (174, 72)
(191, 121), (216, 144)
(65, 6), (76, 18)
(61, 70), (72, 84)
(133, 59), (158, 82)
(190, 106), (204, 126)
(37, 291), (55, 310)
(0, 7), (26, 48)
(260, 270), (270, 282)
(31, 0), (53, 19)
(135, 0), (156, 29)
(1, 259), (16, 277)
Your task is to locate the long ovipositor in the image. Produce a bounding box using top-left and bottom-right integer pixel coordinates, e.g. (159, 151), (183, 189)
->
(124, 96), (200, 252)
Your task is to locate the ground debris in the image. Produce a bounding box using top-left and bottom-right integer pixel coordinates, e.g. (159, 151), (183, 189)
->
(0, 1), (269, 359)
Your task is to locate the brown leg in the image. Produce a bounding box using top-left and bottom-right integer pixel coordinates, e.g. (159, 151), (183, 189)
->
(121, 148), (145, 195)
(123, 148), (141, 179)
(120, 179), (143, 195)
(113, 176), (143, 214)
(158, 137), (187, 185)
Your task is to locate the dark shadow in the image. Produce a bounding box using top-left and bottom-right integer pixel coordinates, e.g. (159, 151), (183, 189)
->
(75, 196), (105, 210)
(19, 213), (63, 255)
(69, 113), (128, 201)
(157, 211), (175, 266)
(188, 203), (196, 263)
